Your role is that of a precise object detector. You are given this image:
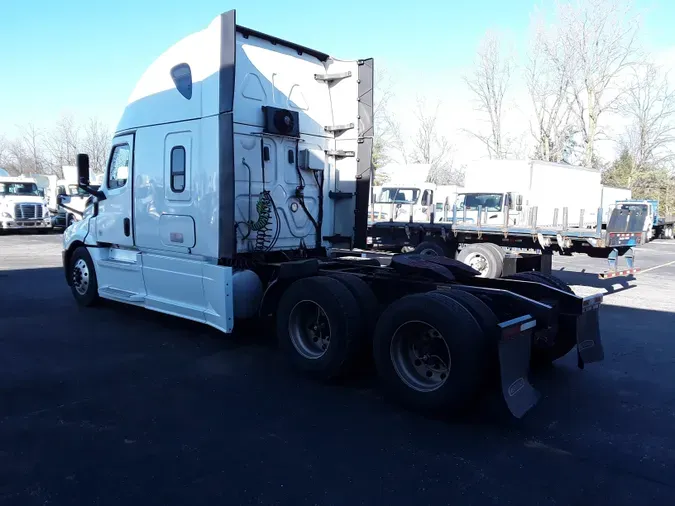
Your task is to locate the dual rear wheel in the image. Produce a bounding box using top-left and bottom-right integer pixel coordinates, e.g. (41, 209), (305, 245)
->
(276, 276), (500, 414)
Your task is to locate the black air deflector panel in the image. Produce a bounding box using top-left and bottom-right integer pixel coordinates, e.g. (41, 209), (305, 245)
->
(218, 10), (237, 260)
(353, 58), (375, 250)
(262, 106), (300, 138)
(237, 25), (330, 62)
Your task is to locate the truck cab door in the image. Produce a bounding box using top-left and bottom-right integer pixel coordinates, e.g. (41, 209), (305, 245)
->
(96, 134), (135, 246)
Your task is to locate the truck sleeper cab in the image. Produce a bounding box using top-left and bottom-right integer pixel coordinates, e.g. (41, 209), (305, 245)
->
(63, 10), (605, 419)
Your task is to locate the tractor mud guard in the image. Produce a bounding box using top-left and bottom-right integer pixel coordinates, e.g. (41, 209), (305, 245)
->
(498, 315), (540, 419)
(560, 292), (604, 367)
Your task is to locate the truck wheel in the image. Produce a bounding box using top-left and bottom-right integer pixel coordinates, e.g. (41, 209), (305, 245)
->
(324, 272), (379, 338)
(506, 272), (575, 365)
(510, 271), (573, 294)
(432, 289), (499, 343)
(482, 243), (506, 261)
(69, 247), (99, 307)
(431, 288), (500, 380)
(413, 241), (447, 257)
(373, 291), (487, 414)
(456, 244), (502, 278)
(276, 276), (362, 380)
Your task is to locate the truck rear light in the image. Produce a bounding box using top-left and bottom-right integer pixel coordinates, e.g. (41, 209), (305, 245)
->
(582, 293), (603, 311)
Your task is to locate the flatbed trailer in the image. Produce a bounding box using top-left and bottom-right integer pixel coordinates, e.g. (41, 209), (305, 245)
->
(368, 202), (647, 279)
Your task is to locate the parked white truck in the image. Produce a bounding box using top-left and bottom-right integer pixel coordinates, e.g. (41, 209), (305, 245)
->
(0, 175), (52, 232)
(369, 164), (460, 223)
(61, 9), (606, 419)
(371, 182), (460, 223)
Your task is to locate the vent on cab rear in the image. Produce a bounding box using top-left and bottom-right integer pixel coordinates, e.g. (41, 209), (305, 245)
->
(262, 106), (300, 138)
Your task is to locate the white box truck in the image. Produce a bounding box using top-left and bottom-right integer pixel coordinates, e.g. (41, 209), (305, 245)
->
(454, 159), (603, 227)
(61, 9), (605, 419)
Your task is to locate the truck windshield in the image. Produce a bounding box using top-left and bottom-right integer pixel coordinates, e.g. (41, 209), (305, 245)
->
(66, 184), (90, 196)
(0, 182), (40, 196)
(619, 204), (648, 214)
(377, 187), (420, 204)
(456, 193), (503, 212)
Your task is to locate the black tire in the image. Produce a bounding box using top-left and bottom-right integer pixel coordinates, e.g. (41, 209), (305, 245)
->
(413, 240), (447, 257)
(324, 272), (379, 338)
(482, 242), (506, 261)
(456, 244), (503, 278)
(66, 214), (75, 228)
(373, 291), (488, 414)
(507, 271), (575, 365)
(276, 276), (363, 380)
(431, 288), (500, 381)
(509, 271), (572, 294)
(432, 289), (499, 343)
(69, 247), (99, 307)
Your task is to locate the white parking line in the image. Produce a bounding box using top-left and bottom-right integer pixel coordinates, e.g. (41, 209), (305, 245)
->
(638, 259), (675, 274)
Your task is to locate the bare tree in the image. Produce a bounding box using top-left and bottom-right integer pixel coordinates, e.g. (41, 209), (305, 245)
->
(81, 117), (111, 175)
(555, 0), (640, 167)
(410, 98), (462, 184)
(0, 135), (9, 170)
(16, 123), (48, 175)
(387, 116), (410, 165)
(525, 15), (578, 162)
(45, 113), (81, 173)
(463, 31), (513, 159)
(619, 62), (675, 182)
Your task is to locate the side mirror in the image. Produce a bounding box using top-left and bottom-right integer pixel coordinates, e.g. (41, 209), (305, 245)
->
(516, 204), (523, 212)
(77, 153), (90, 186)
(515, 194), (523, 206)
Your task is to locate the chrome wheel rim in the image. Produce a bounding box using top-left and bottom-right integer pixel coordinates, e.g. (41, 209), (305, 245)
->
(390, 321), (451, 392)
(72, 258), (90, 296)
(288, 300), (331, 360)
(464, 252), (489, 277)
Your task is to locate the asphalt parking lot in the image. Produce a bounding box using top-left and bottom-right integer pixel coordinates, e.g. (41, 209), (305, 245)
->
(1, 233), (675, 506)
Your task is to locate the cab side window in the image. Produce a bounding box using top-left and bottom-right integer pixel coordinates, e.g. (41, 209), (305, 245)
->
(170, 146), (186, 193)
(108, 144), (130, 190)
(421, 190), (433, 206)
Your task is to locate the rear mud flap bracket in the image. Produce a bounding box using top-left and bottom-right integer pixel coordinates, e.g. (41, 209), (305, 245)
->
(498, 315), (540, 418)
(575, 295), (604, 366)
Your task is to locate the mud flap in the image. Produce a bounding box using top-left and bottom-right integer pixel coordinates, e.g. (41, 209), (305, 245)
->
(498, 315), (541, 419)
(576, 294), (604, 365)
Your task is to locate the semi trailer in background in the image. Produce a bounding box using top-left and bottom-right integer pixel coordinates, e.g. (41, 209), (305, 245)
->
(62, 9), (606, 420)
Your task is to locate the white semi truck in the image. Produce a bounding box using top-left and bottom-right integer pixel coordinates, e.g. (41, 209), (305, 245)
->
(0, 175), (52, 232)
(62, 9), (605, 419)
(370, 182), (460, 223)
